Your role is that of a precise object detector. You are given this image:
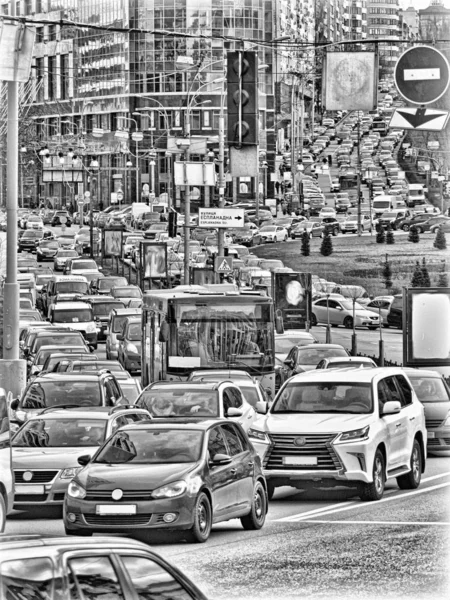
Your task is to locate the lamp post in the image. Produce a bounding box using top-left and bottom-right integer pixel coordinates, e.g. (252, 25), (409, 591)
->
(378, 304), (384, 367)
(325, 293), (332, 344)
(119, 115), (141, 204)
(126, 158), (133, 204)
(148, 148), (157, 198)
(88, 158), (99, 259)
(165, 150), (172, 210)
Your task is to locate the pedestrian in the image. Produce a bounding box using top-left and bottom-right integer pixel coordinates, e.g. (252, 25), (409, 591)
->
(328, 154), (332, 166)
(98, 200), (104, 212)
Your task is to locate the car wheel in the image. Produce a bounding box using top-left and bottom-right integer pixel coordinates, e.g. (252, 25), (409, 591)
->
(402, 224), (410, 231)
(241, 482), (267, 530)
(359, 449), (385, 501)
(284, 235), (288, 241)
(267, 481), (276, 501)
(188, 492), (212, 543)
(416, 227), (423, 234)
(397, 440), (422, 490)
(343, 316), (353, 329)
(311, 313), (318, 326)
(0, 493), (5, 533)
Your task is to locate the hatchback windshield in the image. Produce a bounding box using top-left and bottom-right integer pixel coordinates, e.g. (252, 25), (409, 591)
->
(70, 260), (97, 270)
(273, 382), (373, 414)
(39, 241), (59, 249)
(295, 347), (348, 365)
(113, 288), (141, 298)
(126, 323), (142, 341)
(55, 281), (89, 294)
(12, 418), (106, 447)
(98, 278), (127, 291)
(92, 302), (125, 317)
(52, 309), (93, 323)
(260, 226), (276, 232)
(408, 376), (450, 403)
(93, 429), (204, 464)
(138, 389), (219, 418)
(21, 381), (101, 409)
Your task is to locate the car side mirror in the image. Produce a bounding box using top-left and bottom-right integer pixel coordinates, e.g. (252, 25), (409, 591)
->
(255, 401), (268, 415)
(10, 398), (19, 411)
(284, 358), (294, 368)
(210, 453), (232, 466)
(77, 454), (91, 466)
(159, 321), (169, 342)
(116, 334), (123, 341)
(226, 407), (243, 418)
(381, 400), (401, 415)
(88, 345), (95, 353)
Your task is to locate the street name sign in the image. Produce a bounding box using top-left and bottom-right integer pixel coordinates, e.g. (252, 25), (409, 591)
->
(394, 46), (450, 105)
(214, 256), (234, 273)
(198, 208), (245, 228)
(389, 108), (450, 131)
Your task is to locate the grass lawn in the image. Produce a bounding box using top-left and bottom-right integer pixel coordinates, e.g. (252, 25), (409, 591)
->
(252, 231), (450, 297)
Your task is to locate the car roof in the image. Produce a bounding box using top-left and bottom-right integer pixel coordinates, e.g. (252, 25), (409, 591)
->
(296, 343), (346, 350)
(118, 418), (230, 433)
(52, 302), (92, 310)
(23, 406), (149, 420)
(111, 307), (142, 315)
(31, 373), (108, 382)
(52, 275), (88, 282)
(288, 366), (406, 384)
(325, 356), (375, 363)
(402, 368), (444, 379)
(146, 381), (224, 391)
(87, 295), (115, 303)
(0, 535), (158, 553)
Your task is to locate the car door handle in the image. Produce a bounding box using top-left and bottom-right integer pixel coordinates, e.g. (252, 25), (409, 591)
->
(230, 468), (237, 475)
(396, 423), (402, 428)
(410, 416), (415, 421)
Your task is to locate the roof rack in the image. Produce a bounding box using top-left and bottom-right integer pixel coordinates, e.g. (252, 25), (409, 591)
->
(40, 404), (85, 413)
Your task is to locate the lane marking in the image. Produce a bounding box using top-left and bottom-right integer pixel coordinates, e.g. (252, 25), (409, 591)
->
(276, 481), (450, 522)
(404, 68), (440, 81)
(421, 471), (450, 483)
(291, 520), (450, 526)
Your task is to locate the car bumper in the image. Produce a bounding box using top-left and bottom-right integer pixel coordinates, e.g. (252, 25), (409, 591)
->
(123, 354), (141, 371)
(14, 474), (71, 508)
(427, 426), (450, 453)
(64, 493), (198, 532)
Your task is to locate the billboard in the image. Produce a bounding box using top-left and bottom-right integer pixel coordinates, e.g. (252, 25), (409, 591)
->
(273, 272), (312, 330)
(103, 229), (123, 258)
(404, 288), (450, 367)
(323, 52), (377, 111)
(141, 242), (168, 280)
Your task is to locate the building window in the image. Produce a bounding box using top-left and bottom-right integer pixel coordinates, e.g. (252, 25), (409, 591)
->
(47, 56), (56, 100)
(24, 0), (32, 15)
(61, 54), (69, 100)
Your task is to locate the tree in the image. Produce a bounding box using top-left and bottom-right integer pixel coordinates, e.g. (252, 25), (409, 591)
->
(301, 230), (310, 256)
(385, 222), (395, 244)
(411, 261), (424, 287)
(382, 259), (393, 290)
(320, 231), (333, 256)
(437, 271), (449, 287)
(421, 257), (431, 287)
(433, 227), (447, 250)
(376, 224), (386, 244)
(408, 225), (420, 243)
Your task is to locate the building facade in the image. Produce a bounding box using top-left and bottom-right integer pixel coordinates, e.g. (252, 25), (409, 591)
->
(367, 0), (401, 78)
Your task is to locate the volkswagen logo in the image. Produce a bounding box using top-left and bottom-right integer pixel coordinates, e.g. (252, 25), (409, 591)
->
(23, 471), (33, 482)
(294, 437), (307, 447)
(111, 489), (123, 501)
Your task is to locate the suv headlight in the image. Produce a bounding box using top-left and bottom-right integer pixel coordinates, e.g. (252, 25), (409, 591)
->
(338, 425), (370, 443)
(126, 343), (139, 354)
(67, 481), (87, 498)
(152, 480), (187, 499)
(442, 410), (450, 427)
(61, 467), (81, 480)
(248, 428), (270, 443)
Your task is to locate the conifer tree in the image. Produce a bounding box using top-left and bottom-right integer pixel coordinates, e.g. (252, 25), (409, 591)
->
(301, 230), (310, 256)
(382, 260), (393, 290)
(408, 225), (420, 243)
(437, 272), (449, 287)
(433, 227), (447, 250)
(320, 231), (333, 256)
(421, 257), (431, 287)
(376, 224), (385, 244)
(411, 261), (424, 287)
(385, 222), (395, 244)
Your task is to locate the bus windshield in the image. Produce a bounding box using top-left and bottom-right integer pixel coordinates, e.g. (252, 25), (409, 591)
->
(339, 175), (358, 190)
(168, 302), (273, 373)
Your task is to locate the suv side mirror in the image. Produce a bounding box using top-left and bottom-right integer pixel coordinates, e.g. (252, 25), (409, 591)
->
(10, 398), (19, 411)
(116, 334), (123, 341)
(255, 401), (268, 415)
(77, 454), (91, 466)
(284, 358), (294, 368)
(226, 407), (243, 418)
(381, 400), (401, 415)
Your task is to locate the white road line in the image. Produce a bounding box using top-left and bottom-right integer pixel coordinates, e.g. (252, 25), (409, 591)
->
(276, 481), (450, 522)
(292, 520), (450, 526)
(421, 471), (450, 483)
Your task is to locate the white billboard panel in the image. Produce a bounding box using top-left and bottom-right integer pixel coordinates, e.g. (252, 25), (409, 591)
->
(323, 52), (377, 111)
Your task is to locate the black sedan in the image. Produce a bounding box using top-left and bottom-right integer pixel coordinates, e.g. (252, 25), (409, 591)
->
(36, 239), (60, 262)
(64, 419), (268, 542)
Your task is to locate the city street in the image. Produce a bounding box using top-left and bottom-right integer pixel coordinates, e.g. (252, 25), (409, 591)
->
(5, 457), (450, 600)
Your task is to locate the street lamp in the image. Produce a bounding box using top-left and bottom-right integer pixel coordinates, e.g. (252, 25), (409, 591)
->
(165, 150), (172, 210)
(325, 294), (332, 344)
(118, 115), (141, 204)
(148, 148), (157, 198)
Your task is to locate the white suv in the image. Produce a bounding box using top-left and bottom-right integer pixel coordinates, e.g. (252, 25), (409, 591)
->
(249, 368), (426, 501)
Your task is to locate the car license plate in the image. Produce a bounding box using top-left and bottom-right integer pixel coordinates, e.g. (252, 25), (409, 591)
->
(96, 505), (136, 515)
(283, 456), (317, 466)
(427, 431), (435, 439)
(15, 484), (45, 494)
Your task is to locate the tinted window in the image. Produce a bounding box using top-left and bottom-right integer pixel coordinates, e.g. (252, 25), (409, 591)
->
(12, 418), (106, 447)
(395, 375), (413, 407)
(221, 423), (244, 456)
(208, 426), (227, 457)
(121, 556), (192, 600)
(1, 557), (53, 600)
(21, 381), (101, 409)
(383, 376), (402, 404)
(68, 556), (124, 600)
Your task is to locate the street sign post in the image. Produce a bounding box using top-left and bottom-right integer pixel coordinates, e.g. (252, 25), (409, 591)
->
(198, 208), (245, 228)
(214, 256), (234, 273)
(394, 45), (450, 105)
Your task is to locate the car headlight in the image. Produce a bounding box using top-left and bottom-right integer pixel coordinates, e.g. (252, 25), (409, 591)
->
(126, 343), (139, 354)
(60, 467), (81, 480)
(152, 480), (187, 499)
(248, 428), (270, 443)
(442, 410), (450, 427)
(67, 481), (87, 499)
(338, 425), (370, 442)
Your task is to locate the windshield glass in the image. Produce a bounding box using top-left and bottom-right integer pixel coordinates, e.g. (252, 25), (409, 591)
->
(408, 377), (450, 403)
(32, 335), (84, 353)
(94, 429), (203, 464)
(275, 336), (315, 353)
(40, 241), (59, 249)
(127, 323), (141, 341)
(113, 314), (136, 333)
(70, 260), (97, 270)
(114, 288), (141, 298)
(21, 381), (101, 409)
(36, 275), (53, 285)
(55, 282), (89, 294)
(339, 300), (365, 310)
(296, 347), (348, 365)
(169, 301), (274, 373)
(52, 309), (93, 323)
(12, 418), (106, 447)
(138, 389), (220, 418)
(272, 382), (373, 414)
(260, 226), (276, 232)
(92, 302), (124, 317)
(98, 278), (127, 290)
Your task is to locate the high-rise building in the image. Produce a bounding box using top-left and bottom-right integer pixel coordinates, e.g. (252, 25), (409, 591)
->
(367, 0), (401, 78)
(400, 4), (420, 38)
(419, 0), (450, 39)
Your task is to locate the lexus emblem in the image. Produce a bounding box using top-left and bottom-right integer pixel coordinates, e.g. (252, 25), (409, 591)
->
(23, 471), (33, 481)
(112, 489), (123, 501)
(294, 437), (307, 447)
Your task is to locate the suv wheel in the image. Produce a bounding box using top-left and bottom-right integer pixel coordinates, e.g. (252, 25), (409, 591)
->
(402, 224), (410, 231)
(359, 449), (385, 501)
(397, 440), (422, 490)
(188, 492), (212, 543)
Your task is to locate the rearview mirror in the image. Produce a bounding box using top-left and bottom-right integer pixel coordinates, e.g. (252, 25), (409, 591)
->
(77, 454), (91, 466)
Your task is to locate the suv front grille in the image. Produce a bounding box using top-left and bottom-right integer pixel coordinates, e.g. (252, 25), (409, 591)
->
(15, 470), (59, 484)
(265, 433), (342, 471)
(426, 418), (443, 429)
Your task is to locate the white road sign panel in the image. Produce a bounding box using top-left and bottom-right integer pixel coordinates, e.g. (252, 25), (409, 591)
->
(389, 108), (450, 131)
(198, 208), (245, 229)
(404, 68), (440, 81)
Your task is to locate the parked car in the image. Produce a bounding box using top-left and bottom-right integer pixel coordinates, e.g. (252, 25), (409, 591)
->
(282, 343), (349, 376)
(386, 294), (403, 329)
(259, 225), (289, 243)
(248, 367), (426, 500)
(311, 297), (381, 329)
(292, 221), (324, 239)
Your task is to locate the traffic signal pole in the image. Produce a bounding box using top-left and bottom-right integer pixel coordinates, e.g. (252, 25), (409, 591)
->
(217, 108), (225, 260)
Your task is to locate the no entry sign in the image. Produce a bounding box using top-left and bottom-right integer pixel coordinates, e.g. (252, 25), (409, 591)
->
(394, 46), (450, 105)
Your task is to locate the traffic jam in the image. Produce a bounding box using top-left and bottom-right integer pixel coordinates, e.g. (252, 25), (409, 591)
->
(1, 81), (450, 598)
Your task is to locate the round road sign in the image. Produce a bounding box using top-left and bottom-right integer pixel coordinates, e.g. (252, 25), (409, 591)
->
(59, 216), (67, 224)
(84, 191), (91, 198)
(117, 191), (124, 201)
(394, 45), (450, 105)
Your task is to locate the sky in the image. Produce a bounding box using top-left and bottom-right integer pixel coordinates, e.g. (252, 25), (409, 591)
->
(399, 0), (450, 8)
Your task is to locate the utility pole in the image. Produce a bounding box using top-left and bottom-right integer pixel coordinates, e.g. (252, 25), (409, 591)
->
(217, 106), (225, 259)
(357, 115), (362, 236)
(183, 112), (191, 284)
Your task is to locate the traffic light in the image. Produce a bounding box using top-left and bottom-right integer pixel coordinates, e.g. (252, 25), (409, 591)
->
(226, 50), (259, 147)
(168, 211), (177, 238)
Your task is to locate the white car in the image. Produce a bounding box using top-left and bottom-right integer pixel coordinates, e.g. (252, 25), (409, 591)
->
(366, 297), (395, 323)
(248, 368), (426, 500)
(259, 225), (289, 243)
(311, 297), (381, 329)
(319, 207), (337, 219)
(275, 330), (319, 362)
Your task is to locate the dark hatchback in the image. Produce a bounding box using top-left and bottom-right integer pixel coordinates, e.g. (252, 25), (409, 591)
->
(87, 296), (126, 341)
(386, 294), (402, 329)
(64, 419), (268, 543)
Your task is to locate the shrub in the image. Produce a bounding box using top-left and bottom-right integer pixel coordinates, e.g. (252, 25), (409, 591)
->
(301, 230), (310, 256)
(320, 231), (333, 256)
(382, 260), (393, 290)
(376, 224), (386, 244)
(411, 261), (424, 287)
(437, 272), (449, 287)
(433, 227), (447, 250)
(408, 225), (420, 243)
(385, 223), (395, 244)
(421, 257), (431, 287)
